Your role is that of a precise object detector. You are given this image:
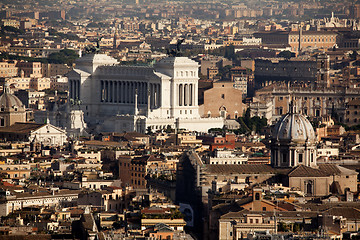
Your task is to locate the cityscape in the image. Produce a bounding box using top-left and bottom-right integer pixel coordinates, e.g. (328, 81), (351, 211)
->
(1, 0), (360, 239)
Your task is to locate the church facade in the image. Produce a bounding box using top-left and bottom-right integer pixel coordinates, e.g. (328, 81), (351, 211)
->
(66, 54), (223, 133)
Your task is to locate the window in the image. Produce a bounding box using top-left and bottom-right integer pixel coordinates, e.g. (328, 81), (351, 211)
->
(263, 207), (266, 211)
(221, 94), (225, 99)
(298, 153), (303, 163)
(282, 152), (287, 163)
(255, 193), (260, 200)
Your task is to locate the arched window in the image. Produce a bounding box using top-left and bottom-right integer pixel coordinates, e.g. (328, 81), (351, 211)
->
(219, 106), (226, 118)
(306, 180), (313, 196)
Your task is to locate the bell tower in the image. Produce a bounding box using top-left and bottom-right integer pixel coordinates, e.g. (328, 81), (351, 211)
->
(316, 53), (330, 88)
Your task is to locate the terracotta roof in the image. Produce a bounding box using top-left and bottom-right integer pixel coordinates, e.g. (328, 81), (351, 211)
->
(0, 122), (44, 134)
(298, 202), (360, 212)
(206, 164), (278, 174)
(324, 207), (360, 220)
(288, 165), (330, 177)
(83, 140), (125, 147)
(221, 210), (319, 219)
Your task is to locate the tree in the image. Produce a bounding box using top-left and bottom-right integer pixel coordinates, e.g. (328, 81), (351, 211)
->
(216, 65), (233, 80)
(278, 222), (288, 232)
(165, 125), (173, 133)
(236, 109), (268, 134)
(350, 50), (358, 60)
(224, 45), (235, 60)
(278, 50), (293, 59)
(47, 49), (78, 65)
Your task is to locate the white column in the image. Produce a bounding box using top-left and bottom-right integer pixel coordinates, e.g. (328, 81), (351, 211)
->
(112, 81), (115, 103)
(105, 81), (108, 102)
(100, 80), (103, 102)
(73, 80), (76, 99)
(111, 81), (114, 103)
(75, 80), (78, 99)
(121, 82), (124, 103)
(143, 82), (146, 104)
(107, 81), (110, 102)
(150, 84), (153, 107)
(157, 84), (161, 107)
(194, 83), (198, 106)
(72, 80), (75, 99)
(131, 82), (133, 103)
(108, 81), (111, 102)
(189, 84), (193, 106)
(117, 81), (120, 103)
(124, 82), (128, 103)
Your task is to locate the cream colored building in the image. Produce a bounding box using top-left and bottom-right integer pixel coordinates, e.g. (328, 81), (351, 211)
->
(0, 190), (79, 217)
(219, 213), (276, 240)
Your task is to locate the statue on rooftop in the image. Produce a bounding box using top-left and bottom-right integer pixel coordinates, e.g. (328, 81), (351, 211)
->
(167, 38), (184, 57)
(84, 37), (102, 54)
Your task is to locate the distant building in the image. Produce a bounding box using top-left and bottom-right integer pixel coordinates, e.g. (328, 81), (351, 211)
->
(66, 54), (224, 133)
(0, 122), (67, 146)
(254, 30), (338, 53)
(200, 81), (246, 119)
(345, 99), (360, 126)
(254, 58), (317, 89)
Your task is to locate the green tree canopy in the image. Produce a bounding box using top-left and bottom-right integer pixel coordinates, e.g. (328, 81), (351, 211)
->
(277, 50), (294, 59)
(47, 49), (78, 65)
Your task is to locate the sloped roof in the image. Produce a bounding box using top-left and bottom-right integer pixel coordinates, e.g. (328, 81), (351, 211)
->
(0, 122), (45, 134)
(288, 164), (358, 178)
(288, 165), (329, 177)
(153, 223), (174, 232)
(206, 164), (276, 174)
(324, 207), (360, 220)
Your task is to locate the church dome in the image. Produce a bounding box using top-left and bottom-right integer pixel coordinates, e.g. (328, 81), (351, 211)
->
(272, 110), (316, 143)
(0, 87), (25, 112)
